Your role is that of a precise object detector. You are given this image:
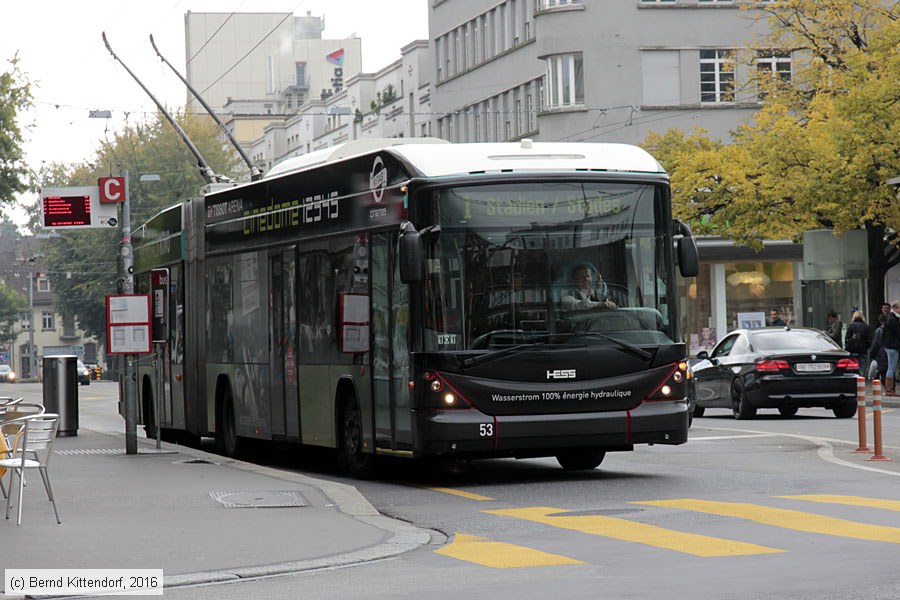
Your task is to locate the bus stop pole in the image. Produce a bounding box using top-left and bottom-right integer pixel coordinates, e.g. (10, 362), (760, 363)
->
(155, 343), (163, 450)
(121, 169), (138, 455)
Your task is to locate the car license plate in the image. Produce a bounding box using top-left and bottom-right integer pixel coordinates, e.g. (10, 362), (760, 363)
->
(796, 362), (831, 373)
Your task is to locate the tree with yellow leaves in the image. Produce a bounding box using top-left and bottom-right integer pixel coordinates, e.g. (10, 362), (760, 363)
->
(644, 0), (900, 317)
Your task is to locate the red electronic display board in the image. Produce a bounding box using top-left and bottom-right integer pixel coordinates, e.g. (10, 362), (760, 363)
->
(42, 194), (91, 227)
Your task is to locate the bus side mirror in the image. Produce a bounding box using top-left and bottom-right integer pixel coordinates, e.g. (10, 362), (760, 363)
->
(399, 222), (423, 283)
(674, 219), (699, 278)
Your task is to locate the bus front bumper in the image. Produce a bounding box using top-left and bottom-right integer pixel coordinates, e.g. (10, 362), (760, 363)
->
(413, 399), (689, 459)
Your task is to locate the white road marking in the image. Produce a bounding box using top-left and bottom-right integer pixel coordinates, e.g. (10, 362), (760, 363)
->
(696, 425), (900, 477)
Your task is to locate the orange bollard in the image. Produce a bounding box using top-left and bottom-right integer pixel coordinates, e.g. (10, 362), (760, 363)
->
(853, 376), (869, 453)
(869, 381), (890, 461)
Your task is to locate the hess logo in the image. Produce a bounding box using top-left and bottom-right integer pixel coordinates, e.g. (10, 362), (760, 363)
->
(547, 369), (576, 379)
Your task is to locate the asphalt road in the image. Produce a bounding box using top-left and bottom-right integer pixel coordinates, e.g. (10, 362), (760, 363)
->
(11, 381), (900, 600)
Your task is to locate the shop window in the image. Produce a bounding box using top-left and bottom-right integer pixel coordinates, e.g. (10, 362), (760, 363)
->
(725, 261), (795, 331)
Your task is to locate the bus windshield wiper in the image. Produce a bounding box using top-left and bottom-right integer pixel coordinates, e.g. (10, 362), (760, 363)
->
(558, 331), (652, 361)
(461, 342), (544, 369)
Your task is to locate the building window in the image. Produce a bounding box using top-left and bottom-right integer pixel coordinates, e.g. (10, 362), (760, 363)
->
(295, 62), (306, 87)
(62, 316), (75, 337)
(515, 98), (522, 137)
(455, 29), (462, 75)
(463, 24), (470, 70)
(700, 49), (735, 103)
(42, 311), (54, 330)
(756, 50), (792, 100)
(545, 53), (584, 108)
(525, 91), (535, 132)
(37, 276), (50, 292)
(642, 50), (681, 106)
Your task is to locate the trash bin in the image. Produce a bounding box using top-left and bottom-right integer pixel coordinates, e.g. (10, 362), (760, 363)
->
(42, 355), (78, 437)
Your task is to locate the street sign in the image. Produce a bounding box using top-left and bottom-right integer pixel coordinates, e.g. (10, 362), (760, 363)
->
(99, 177), (126, 203)
(106, 294), (152, 354)
(151, 268), (169, 343)
(41, 186), (118, 229)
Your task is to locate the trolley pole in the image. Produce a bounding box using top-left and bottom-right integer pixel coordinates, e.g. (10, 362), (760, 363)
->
(121, 169), (138, 455)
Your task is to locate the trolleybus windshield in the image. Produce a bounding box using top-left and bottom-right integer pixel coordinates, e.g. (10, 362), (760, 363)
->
(419, 181), (674, 352)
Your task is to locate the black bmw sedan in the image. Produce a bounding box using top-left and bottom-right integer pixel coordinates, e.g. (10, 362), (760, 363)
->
(688, 327), (859, 420)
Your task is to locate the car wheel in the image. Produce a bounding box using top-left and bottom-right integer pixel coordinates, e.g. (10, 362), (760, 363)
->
(778, 406), (798, 417)
(731, 380), (756, 420)
(692, 406), (706, 418)
(833, 398), (857, 419)
(556, 450), (606, 471)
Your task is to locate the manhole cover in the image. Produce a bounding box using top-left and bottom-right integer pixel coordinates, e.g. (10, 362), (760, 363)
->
(210, 491), (308, 508)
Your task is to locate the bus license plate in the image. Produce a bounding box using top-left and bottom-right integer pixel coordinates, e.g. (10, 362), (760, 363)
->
(796, 363), (831, 373)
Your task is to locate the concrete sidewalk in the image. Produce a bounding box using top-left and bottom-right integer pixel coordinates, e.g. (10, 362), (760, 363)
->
(0, 389), (434, 596)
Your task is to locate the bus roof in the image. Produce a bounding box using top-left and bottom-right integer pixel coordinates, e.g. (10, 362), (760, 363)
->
(388, 139), (665, 177)
(262, 138), (665, 182)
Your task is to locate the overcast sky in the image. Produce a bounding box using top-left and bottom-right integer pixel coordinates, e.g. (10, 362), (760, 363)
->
(1, 0), (428, 223)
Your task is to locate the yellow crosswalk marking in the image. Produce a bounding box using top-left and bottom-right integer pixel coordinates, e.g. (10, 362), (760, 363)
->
(778, 495), (900, 512)
(484, 507), (784, 557)
(435, 533), (585, 568)
(636, 499), (900, 544)
(427, 487), (494, 501)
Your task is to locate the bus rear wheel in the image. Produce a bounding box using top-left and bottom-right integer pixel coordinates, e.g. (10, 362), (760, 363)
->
(339, 395), (375, 479)
(216, 387), (241, 458)
(556, 449), (606, 471)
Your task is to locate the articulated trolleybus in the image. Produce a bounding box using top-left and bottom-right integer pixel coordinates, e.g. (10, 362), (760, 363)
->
(133, 138), (699, 477)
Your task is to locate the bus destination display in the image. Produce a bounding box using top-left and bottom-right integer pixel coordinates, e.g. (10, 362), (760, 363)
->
(43, 194), (91, 227)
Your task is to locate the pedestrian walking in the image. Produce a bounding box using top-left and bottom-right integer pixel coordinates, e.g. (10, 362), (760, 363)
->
(881, 301), (900, 396)
(844, 310), (871, 377)
(825, 310), (843, 347)
(869, 313), (888, 382)
(872, 302), (891, 338)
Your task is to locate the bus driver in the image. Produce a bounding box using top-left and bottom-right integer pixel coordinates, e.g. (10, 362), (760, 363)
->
(561, 263), (617, 310)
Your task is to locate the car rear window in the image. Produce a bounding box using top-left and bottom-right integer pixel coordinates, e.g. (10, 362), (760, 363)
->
(752, 330), (838, 352)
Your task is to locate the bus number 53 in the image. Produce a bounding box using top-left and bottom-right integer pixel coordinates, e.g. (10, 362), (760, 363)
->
(479, 423), (493, 437)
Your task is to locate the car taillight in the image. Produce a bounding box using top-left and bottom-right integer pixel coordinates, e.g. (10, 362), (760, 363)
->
(756, 359), (790, 372)
(837, 358), (859, 370)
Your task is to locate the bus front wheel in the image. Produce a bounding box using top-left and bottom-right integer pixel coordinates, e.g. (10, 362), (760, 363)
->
(339, 394), (376, 479)
(556, 449), (606, 471)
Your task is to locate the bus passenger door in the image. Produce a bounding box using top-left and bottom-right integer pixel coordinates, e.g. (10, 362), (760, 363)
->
(371, 233), (412, 451)
(269, 249), (300, 440)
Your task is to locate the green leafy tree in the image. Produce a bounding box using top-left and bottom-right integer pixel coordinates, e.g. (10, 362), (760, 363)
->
(0, 54), (33, 206)
(0, 277), (26, 350)
(43, 111), (241, 339)
(644, 0), (900, 319)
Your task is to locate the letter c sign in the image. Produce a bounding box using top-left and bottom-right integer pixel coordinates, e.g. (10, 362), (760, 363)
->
(99, 177), (126, 203)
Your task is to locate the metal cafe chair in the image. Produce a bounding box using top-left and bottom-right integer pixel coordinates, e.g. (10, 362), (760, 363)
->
(0, 413), (61, 525)
(0, 403), (46, 499)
